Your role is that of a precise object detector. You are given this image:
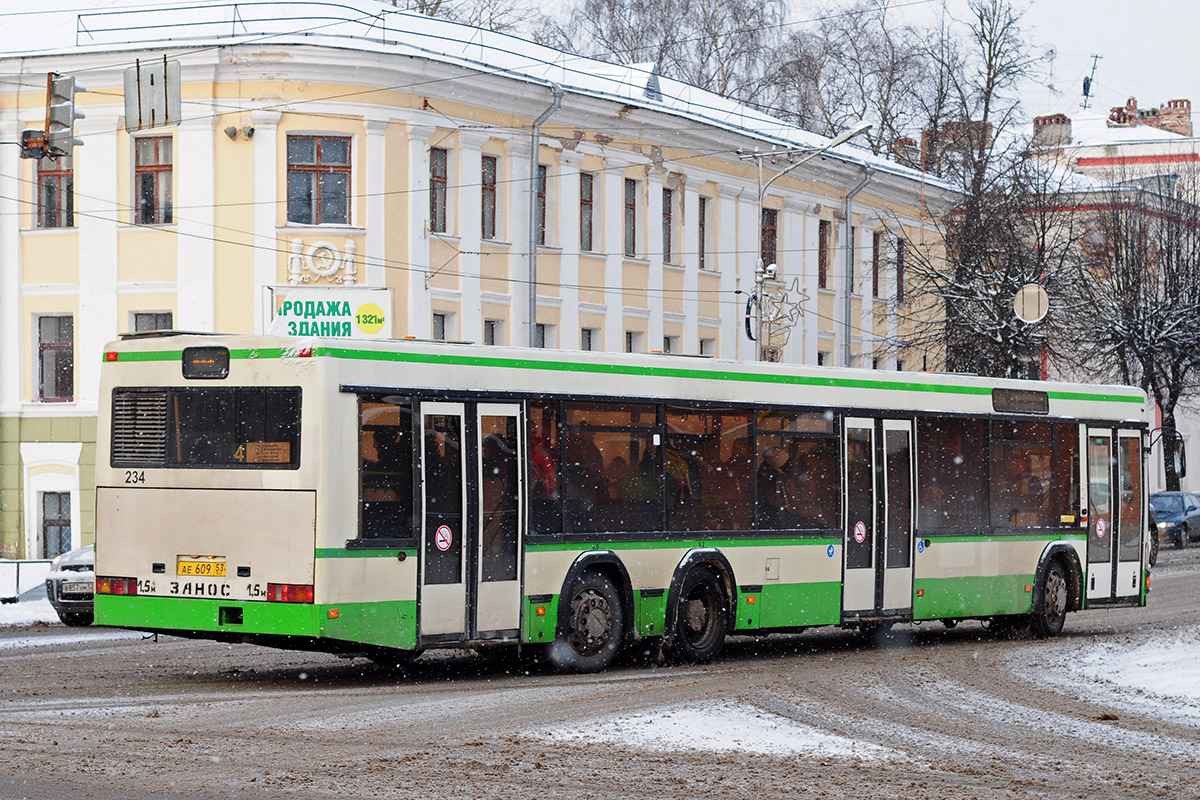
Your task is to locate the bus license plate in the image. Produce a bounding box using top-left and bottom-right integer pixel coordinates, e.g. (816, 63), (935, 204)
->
(177, 558), (227, 577)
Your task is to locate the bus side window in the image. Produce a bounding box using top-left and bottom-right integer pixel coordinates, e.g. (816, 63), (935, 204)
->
(917, 418), (988, 530)
(529, 402), (562, 535)
(359, 398), (415, 541)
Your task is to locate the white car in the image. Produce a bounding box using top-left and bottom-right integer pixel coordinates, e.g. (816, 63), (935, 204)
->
(45, 545), (94, 626)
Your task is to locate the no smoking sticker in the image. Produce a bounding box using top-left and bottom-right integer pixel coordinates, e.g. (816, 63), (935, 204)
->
(853, 521), (867, 544)
(435, 525), (453, 551)
(1096, 518), (1107, 539)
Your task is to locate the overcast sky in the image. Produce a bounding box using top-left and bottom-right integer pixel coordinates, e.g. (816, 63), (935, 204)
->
(896, 0), (1197, 123)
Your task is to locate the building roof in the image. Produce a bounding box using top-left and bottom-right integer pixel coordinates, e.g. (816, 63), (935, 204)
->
(0, 0), (950, 191)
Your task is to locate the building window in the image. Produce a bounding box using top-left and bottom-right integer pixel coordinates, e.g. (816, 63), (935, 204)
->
(134, 312), (172, 332)
(624, 178), (638, 257)
(897, 359), (906, 372)
(699, 337), (715, 357)
(818, 219), (832, 289)
(872, 357), (880, 370)
(580, 173), (594, 252)
(698, 196), (709, 270)
(483, 319), (501, 345)
(625, 330), (643, 353)
(38, 315), (73, 402)
(817, 351), (829, 367)
(533, 323), (554, 349)
(849, 226), (857, 293)
(481, 155), (498, 240)
(896, 237), (907, 303)
(134, 136), (172, 225)
(432, 312), (447, 341)
(535, 164), (548, 246)
(661, 188), (674, 263)
(286, 135), (350, 225)
(37, 155), (73, 228)
(580, 327), (596, 351)
(430, 147), (448, 233)
(662, 335), (678, 354)
(761, 208), (778, 266)
(41, 492), (71, 559)
(872, 231), (883, 298)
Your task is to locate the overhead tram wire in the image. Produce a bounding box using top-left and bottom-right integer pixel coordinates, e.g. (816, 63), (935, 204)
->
(0, 185), (903, 343)
(0, 0), (939, 159)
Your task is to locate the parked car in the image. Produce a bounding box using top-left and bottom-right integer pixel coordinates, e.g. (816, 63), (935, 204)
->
(44, 545), (94, 626)
(1150, 491), (1200, 550)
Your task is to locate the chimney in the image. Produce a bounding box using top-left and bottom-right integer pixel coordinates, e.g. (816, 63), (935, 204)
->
(1033, 113), (1072, 148)
(1159, 99), (1193, 136)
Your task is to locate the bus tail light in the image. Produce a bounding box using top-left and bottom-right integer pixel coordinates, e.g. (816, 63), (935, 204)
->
(104, 351), (119, 362)
(267, 583), (314, 603)
(96, 576), (137, 596)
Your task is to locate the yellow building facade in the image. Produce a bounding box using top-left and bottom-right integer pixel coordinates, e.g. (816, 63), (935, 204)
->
(0, 2), (954, 558)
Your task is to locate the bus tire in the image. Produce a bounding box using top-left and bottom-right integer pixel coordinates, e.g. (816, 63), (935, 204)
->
(1031, 560), (1068, 638)
(670, 566), (728, 664)
(551, 571), (624, 673)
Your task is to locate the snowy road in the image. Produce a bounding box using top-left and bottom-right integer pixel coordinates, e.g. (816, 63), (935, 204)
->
(1, 550), (1198, 800)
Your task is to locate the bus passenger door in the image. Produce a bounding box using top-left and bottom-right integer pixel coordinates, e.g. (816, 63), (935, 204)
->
(1113, 431), (1144, 600)
(842, 419), (877, 617)
(419, 402), (468, 638)
(1085, 428), (1115, 601)
(473, 404), (524, 639)
(843, 418), (915, 621)
(880, 420), (915, 615)
(1086, 428), (1143, 603)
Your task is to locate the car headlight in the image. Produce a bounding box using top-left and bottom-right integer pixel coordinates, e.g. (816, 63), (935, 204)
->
(51, 554), (63, 569)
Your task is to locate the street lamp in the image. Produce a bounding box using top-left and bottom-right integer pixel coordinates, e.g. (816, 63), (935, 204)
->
(739, 120), (872, 361)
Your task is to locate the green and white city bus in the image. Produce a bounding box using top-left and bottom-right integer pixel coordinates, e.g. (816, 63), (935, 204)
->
(95, 333), (1151, 671)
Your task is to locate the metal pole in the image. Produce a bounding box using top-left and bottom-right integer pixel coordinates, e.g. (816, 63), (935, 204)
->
(740, 121), (871, 363)
(842, 167), (874, 367)
(527, 83), (564, 348)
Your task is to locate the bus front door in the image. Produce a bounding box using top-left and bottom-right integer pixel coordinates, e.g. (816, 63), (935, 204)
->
(419, 401), (525, 642)
(843, 418), (915, 621)
(1085, 428), (1144, 604)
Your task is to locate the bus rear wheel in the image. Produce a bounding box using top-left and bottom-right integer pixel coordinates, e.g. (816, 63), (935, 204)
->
(551, 572), (624, 673)
(1031, 560), (1069, 638)
(670, 566), (728, 664)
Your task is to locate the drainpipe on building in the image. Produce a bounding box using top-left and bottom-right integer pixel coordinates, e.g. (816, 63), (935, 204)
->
(528, 82), (564, 348)
(842, 166), (875, 367)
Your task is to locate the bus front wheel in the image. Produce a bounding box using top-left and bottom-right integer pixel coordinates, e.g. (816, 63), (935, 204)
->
(1031, 560), (1068, 638)
(670, 566), (728, 664)
(551, 571), (624, 673)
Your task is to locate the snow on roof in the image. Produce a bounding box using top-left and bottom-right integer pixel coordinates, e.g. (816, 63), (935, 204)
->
(1052, 112), (1198, 149)
(0, 0), (948, 190)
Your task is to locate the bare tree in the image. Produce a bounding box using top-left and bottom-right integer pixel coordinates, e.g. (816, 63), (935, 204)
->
(1060, 176), (1200, 489)
(389, 0), (539, 33)
(897, 153), (1088, 378)
(773, 0), (929, 156)
(536, 0), (787, 109)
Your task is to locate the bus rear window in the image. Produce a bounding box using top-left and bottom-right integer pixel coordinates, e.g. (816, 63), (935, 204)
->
(112, 387), (300, 468)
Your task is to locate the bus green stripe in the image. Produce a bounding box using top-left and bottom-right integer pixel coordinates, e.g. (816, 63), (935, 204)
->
(316, 547), (417, 559)
(922, 533), (1087, 544)
(107, 346), (1145, 405)
(525, 536), (840, 552)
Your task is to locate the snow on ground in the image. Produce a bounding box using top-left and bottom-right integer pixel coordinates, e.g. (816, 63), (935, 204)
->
(0, 597), (58, 626)
(542, 701), (899, 760)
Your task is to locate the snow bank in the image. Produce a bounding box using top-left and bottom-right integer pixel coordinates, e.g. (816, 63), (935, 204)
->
(543, 701), (897, 759)
(0, 597), (59, 626)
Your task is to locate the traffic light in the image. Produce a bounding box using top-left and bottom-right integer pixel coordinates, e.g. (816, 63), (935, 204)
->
(45, 72), (84, 158)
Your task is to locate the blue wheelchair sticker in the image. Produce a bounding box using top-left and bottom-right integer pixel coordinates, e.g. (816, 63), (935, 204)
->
(827, 544), (835, 558)
(917, 540), (925, 554)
